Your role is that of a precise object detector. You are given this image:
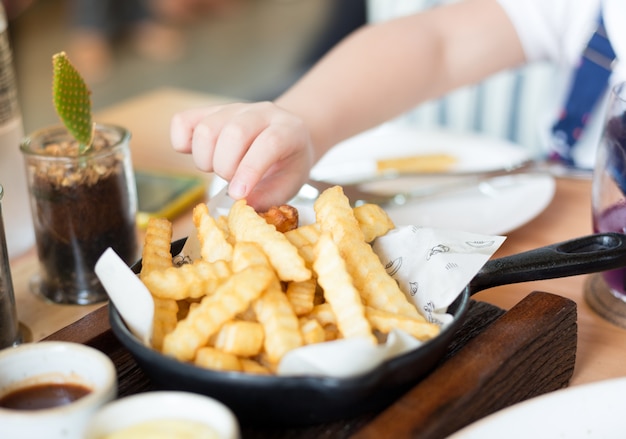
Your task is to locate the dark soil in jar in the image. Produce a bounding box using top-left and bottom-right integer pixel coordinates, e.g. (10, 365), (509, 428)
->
(28, 133), (137, 300)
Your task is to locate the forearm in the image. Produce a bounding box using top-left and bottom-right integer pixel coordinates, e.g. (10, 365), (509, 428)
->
(275, 0), (525, 161)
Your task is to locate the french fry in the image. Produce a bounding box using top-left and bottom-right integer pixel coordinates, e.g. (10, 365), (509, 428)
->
(299, 317), (325, 345)
(228, 200), (311, 282)
(365, 306), (440, 341)
(231, 241), (272, 273)
(193, 203), (233, 262)
(353, 203), (395, 243)
(216, 215), (233, 241)
(240, 358), (271, 375)
(285, 278), (317, 316)
(162, 265), (274, 362)
(230, 238), (303, 363)
(313, 232), (375, 343)
(324, 324), (340, 342)
(253, 286), (303, 364)
(284, 223), (320, 267)
(142, 259), (232, 300)
(140, 217), (173, 276)
(285, 206), (393, 250)
(308, 303), (337, 327)
(213, 320), (264, 357)
(151, 297), (179, 351)
(376, 153), (457, 174)
(314, 186), (421, 319)
(195, 346), (242, 372)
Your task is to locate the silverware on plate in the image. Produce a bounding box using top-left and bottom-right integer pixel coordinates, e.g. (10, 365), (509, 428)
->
(301, 159), (591, 207)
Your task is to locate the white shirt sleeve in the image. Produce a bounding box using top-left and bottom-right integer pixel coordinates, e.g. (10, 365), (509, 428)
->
(496, 0), (601, 66)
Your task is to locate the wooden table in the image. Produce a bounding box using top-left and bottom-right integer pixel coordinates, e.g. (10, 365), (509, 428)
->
(9, 87), (626, 417)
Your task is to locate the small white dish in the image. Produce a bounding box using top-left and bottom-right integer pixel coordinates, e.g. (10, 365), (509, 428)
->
(85, 391), (240, 439)
(449, 377), (626, 438)
(0, 341), (117, 439)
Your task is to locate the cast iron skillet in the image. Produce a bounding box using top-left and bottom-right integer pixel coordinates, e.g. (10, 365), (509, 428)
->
(110, 232), (626, 426)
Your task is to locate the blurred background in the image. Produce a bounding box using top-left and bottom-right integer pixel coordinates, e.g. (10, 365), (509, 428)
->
(6, 0), (367, 133)
(6, 0), (552, 154)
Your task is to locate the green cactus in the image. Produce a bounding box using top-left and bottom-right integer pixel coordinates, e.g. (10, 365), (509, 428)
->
(52, 51), (94, 154)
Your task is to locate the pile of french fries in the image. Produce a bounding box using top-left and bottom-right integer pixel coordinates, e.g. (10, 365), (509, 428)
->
(138, 185), (440, 375)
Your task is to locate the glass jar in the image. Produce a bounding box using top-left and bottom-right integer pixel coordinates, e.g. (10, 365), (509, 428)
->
(21, 124), (138, 305)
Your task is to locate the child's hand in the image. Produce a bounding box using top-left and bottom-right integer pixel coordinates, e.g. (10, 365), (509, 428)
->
(170, 101), (315, 211)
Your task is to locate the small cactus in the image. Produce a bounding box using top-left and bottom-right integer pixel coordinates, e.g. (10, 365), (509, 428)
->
(52, 51), (94, 153)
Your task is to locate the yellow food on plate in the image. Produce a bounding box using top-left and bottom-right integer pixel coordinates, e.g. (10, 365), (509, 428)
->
(137, 186), (440, 374)
(376, 153), (457, 174)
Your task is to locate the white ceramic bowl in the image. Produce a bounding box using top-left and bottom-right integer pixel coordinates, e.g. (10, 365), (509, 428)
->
(0, 341), (117, 439)
(86, 391), (240, 439)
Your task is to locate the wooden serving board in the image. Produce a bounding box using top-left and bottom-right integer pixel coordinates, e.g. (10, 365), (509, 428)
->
(44, 291), (577, 439)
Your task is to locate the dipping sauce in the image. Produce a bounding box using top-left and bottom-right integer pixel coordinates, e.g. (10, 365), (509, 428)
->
(0, 382), (92, 410)
(103, 419), (219, 439)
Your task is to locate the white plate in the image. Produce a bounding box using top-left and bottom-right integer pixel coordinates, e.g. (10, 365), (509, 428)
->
(310, 126), (555, 235)
(449, 377), (626, 438)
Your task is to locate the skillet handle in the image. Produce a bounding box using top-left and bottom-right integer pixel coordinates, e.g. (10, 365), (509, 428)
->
(468, 232), (626, 294)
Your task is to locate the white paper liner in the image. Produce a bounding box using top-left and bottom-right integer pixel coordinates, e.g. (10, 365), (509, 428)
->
(97, 187), (505, 378)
